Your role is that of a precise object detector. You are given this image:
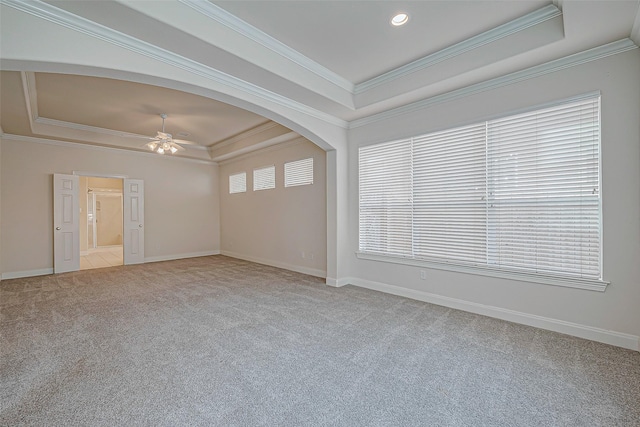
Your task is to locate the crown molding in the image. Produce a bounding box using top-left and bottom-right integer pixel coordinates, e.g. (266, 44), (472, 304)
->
(354, 4), (562, 94)
(20, 71), (39, 130)
(209, 120), (281, 150)
(217, 135), (307, 166)
(211, 131), (300, 163)
(19, 72), (210, 151)
(1, 133), (217, 165)
(349, 38), (638, 129)
(178, 0), (354, 94)
(2, 0), (348, 129)
(33, 117), (209, 152)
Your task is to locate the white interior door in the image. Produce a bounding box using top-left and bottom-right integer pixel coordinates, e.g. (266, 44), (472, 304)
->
(123, 179), (144, 264)
(53, 173), (80, 273)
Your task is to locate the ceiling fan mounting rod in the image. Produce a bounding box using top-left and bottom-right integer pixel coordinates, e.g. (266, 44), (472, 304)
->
(160, 113), (167, 133)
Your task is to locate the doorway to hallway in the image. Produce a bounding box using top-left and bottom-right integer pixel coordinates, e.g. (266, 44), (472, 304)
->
(80, 176), (123, 271)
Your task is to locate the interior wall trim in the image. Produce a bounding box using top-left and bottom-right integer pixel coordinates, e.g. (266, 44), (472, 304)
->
(348, 277), (640, 351)
(0, 133), (218, 165)
(217, 136), (308, 166)
(209, 121), (282, 150)
(325, 277), (351, 288)
(349, 38), (638, 129)
(1, 268), (54, 280)
(3, 0), (348, 129)
(631, 4), (640, 45)
(144, 250), (221, 263)
(221, 250), (327, 279)
(73, 171), (129, 179)
(354, 4), (562, 94)
(178, 0), (354, 93)
(37, 118), (210, 152)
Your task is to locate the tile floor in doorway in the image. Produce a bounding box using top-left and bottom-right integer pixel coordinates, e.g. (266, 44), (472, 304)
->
(80, 246), (123, 270)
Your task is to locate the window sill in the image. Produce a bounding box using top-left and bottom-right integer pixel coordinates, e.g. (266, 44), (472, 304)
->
(355, 251), (609, 292)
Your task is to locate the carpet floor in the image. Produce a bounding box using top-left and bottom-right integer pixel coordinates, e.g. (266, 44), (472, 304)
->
(1, 255), (639, 426)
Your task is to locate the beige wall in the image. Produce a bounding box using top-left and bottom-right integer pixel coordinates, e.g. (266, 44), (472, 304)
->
(219, 139), (326, 277)
(0, 137), (219, 276)
(95, 193), (123, 246)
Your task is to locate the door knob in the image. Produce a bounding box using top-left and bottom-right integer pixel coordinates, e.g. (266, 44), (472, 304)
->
(56, 227), (61, 230)
(139, 224), (143, 228)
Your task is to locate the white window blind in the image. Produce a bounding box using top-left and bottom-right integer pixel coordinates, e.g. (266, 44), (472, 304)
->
(253, 165), (275, 191)
(358, 95), (601, 281)
(413, 123), (488, 265)
(285, 157), (314, 187)
(359, 139), (413, 257)
(486, 97), (601, 278)
(229, 172), (246, 194)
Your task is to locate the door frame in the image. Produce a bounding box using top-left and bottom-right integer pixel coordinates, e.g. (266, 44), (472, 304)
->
(72, 171), (143, 270)
(76, 171), (127, 253)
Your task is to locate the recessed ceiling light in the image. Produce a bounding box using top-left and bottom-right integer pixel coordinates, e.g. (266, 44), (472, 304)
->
(391, 13), (409, 26)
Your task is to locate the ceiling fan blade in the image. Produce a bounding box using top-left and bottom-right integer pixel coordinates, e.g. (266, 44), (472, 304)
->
(157, 131), (171, 139)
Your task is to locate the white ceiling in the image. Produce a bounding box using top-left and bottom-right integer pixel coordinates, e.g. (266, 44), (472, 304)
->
(1, 0), (639, 160)
(213, 0), (551, 83)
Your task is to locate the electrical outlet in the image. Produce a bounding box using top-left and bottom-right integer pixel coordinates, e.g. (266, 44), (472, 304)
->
(310, 253), (314, 260)
(420, 270), (426, 280)
(301, 251), (305, 259)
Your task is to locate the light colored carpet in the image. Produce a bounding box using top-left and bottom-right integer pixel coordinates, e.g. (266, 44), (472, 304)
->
(1, 255), (639, 426)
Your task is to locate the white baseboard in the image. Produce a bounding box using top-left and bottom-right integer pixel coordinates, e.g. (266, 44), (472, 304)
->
(221, 250), (326, 278)
(2, 268), (54, 280)
(144, 250), (220, 263)
(326, 277), (351, 287)
(348, 277), (640, 352)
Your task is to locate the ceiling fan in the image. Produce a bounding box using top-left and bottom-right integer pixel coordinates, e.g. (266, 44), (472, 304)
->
(143, 113), (196, 154)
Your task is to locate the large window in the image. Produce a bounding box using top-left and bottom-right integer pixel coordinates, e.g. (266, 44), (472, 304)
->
(359, 95), (602, 286)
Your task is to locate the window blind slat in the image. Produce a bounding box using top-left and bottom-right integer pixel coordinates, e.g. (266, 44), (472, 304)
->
(253, 166), (275, 191)
(359, 95), (601, 281)
(285, 158), (314, 187)
(229, 172), (246, 194)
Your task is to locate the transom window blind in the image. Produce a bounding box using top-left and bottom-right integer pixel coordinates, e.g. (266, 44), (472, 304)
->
(359, 95), (601, 280)
(285, 157), (314, 187)
(253, 165), (275, 191)
(229, 172), (246, 194)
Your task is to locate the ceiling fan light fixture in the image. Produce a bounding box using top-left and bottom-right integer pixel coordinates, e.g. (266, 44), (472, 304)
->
(391, 12), (409, 26)
(142, 113), (194, 155)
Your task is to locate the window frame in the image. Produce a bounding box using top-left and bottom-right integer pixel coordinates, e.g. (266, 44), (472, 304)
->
(229, 172), (246, 194)
(253, 165), (276, 191)
(357, 93), (608, 292)
(284, 157), (314, 187)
